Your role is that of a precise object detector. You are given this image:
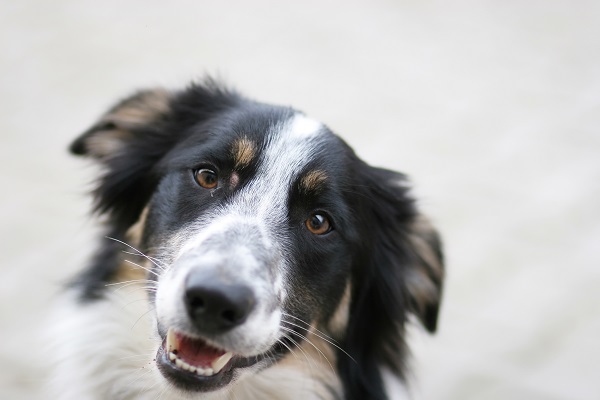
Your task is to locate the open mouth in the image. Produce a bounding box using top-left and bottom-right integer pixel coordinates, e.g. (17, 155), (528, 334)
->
(156, 328), (269, 392)
(165, 328), (234, 376)
(156, 325), (301, 392)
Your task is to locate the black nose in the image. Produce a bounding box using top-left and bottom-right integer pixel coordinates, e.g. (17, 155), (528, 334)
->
(184, 270), (256, 334)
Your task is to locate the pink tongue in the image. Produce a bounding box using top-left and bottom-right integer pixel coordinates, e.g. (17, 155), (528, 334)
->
(175, 333), (226, 367)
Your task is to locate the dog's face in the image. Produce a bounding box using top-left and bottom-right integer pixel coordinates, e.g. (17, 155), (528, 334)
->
(71, 82), (444, 398)
(148, 108), (360, 391)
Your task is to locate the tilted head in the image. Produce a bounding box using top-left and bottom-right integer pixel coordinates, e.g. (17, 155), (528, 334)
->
(71, 79), (444, 399)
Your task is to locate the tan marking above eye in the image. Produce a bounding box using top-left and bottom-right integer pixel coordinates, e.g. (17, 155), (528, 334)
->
(194, 169), (218, 189)
(232, 136), (256, 169)
(300, 170), (328, 193)
(306, 213), (332, 235)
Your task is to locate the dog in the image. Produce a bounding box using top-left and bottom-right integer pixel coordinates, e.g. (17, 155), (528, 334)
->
(48, 79), (444, 400)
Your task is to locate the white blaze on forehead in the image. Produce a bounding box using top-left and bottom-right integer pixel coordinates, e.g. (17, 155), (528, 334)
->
(255, 114), (324, 217)
(288, 114), (323, 138)
(230, 113), (325, 219)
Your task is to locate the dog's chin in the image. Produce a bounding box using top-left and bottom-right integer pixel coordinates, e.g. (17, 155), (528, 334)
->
(156, 328), (278, 392)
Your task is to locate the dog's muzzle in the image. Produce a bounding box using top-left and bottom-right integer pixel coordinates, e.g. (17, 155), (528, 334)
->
(154, 222), (284, 392)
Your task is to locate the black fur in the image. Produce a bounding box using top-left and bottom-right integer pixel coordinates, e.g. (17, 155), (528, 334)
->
(70, 78), (444, 399)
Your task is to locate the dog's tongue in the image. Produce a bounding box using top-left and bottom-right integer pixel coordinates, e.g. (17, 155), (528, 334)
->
(166, 328), (228, 368)
(180, 336), (225, 366)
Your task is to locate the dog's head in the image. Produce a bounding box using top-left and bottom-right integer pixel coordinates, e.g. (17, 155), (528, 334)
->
(72, 80), (443, 399)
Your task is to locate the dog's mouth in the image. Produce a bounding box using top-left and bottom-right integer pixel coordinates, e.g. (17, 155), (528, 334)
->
(156, 328), (273, 392)
(164, 328), (234, 376)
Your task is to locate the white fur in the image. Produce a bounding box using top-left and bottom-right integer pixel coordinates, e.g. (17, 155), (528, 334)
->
(46, 289), (159, 399)
(47, 284), (341, 399)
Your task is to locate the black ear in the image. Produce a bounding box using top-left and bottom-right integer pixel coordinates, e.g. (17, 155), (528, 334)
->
(71, 80), (241, 231)
(359, 165), (444, 331)
(340, 162), (444, 400)
(70, 88), (175, 230)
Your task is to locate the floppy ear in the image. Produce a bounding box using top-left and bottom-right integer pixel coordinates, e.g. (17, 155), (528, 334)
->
(360, 165), (444, 332)
(71, 81), (241, 230)
(404, 214), (444, 331)
(70, 89), (172, 159)
(70, 89), (175, 230)
(70, 82), (241, 298)
(339, 162), (444, 400)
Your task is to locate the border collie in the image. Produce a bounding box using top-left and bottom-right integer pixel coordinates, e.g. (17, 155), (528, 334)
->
(49, 79), (444, 400)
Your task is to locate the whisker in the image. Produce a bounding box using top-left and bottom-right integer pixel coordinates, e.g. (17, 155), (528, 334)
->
(276, 337), (300, 363)
(280, 330), (316, 372)
(281, 319), (357, 364)
(281, 312), (340, 344)
(105, 279), (158, 287)
(105, 236), (166, 271)
(108, 283), (157, 296)
(122, 251), (167, 270)
(120, 297), (155, 308)
(280, 326), (336, 376)
(132, 307), (156, 330)
(116, 295), (152, 310)
(124, 259), (160, 278)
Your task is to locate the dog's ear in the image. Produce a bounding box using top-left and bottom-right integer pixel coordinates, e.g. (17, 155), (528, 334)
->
(340, 161), (444, 399)
(404, 214), (444, 331)
(70, 89), (175, 230)
(354, 163), (444, 333)
(70, 89), (172, 159)
(71, 81), (241, 231)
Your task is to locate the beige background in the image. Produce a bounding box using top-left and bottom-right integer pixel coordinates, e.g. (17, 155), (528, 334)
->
(1, 1), (599, 399)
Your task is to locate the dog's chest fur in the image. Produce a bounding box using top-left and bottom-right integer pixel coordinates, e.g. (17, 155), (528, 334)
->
(49, 286), (343, 400)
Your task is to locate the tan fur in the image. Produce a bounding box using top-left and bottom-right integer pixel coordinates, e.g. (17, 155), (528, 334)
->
(327, 281), (351, 338)
(105, 89), (171, 126)
(232, 137), (256, 169)
(85, 129), (128, 158)
(112, 206), (151, 283)
(85, 89), (171, 159)
(125, 205), (150, 247)
(406, 215), (443, 315)
(300, 170), (327, 193)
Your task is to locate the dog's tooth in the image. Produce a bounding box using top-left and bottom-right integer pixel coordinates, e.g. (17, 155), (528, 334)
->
(189, 366), (197, 373)
(211, 352), (233, 374)
(169, 352), (176, 361)
(181, 361), (191, 371)
(175, 359), (184, 368)
(166, 328), (178, 353)
(198, 367), (214, 376)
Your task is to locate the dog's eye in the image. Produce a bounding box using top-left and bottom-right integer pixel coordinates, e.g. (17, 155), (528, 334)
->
(194, 168), (218, 189)
(306, 213), (332, 235)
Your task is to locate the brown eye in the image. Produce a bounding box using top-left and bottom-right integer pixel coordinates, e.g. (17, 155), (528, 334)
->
(306, 213), (332, 235)
(194, 168), (218, 189)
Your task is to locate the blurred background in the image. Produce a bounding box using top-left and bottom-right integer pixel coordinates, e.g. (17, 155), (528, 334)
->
(1, 1), (599, 399)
